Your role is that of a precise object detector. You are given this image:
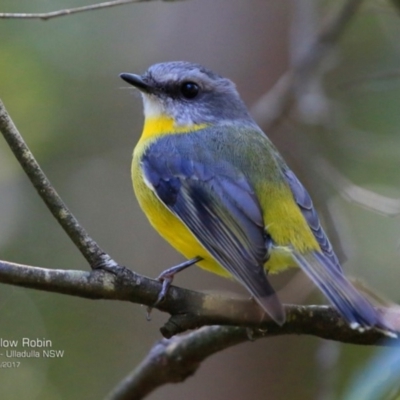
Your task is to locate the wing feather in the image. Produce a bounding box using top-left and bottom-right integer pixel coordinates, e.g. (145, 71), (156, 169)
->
(142, 150), (285, 324)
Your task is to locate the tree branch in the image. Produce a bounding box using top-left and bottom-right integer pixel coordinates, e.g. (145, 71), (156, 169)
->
(105, 326), (257, 400)
(0, 99), (116, 270)
(0, 0), (183, 21)
(0, 259), (397, 345)
(106, 318), (398, 400)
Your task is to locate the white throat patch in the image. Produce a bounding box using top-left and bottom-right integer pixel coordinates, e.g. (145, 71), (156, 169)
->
(142, 94), (165, 118)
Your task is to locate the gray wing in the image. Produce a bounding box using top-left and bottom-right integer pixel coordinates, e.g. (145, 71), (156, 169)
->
(142, 145), (285, 324)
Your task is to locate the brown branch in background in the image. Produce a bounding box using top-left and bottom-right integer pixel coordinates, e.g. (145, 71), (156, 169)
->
(0, 0), (183, 21)
(0, 100), (117, 269)
(317, 157), (400, 217)
(251, 0), (365, 130)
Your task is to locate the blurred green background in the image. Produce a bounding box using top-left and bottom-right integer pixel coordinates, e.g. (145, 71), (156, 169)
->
(1, 0), (400, 399)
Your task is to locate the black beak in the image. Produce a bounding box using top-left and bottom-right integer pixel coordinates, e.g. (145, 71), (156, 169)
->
(120, 73), (154, 94)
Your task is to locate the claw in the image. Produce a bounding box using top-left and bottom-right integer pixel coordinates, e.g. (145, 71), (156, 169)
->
(146, 256), (202, 318)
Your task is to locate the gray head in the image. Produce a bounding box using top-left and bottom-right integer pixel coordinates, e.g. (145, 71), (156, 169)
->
(120, 61), (255, 127)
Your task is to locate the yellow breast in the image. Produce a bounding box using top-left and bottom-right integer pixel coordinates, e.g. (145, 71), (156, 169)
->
(132, 116), (230, 277)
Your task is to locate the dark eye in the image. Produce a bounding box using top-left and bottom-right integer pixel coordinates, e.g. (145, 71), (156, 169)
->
(180, 81), (199, 99)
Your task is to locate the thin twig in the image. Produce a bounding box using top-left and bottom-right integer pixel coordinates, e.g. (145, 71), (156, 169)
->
(0, 100), (117, 269)
(0, 0), (183, 21)
(251, 0), (365, 130)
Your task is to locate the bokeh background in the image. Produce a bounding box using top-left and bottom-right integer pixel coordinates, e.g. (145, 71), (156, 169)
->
(1, 0), (400, 399)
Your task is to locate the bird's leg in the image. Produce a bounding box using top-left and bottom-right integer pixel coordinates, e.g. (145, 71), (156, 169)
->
(146, 256), (202, 319)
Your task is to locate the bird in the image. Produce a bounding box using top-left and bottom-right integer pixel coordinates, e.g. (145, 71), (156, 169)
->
(120, 61), (392, 332)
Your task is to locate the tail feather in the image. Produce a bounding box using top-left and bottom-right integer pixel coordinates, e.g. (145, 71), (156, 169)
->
(292, 250), (393, 332)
